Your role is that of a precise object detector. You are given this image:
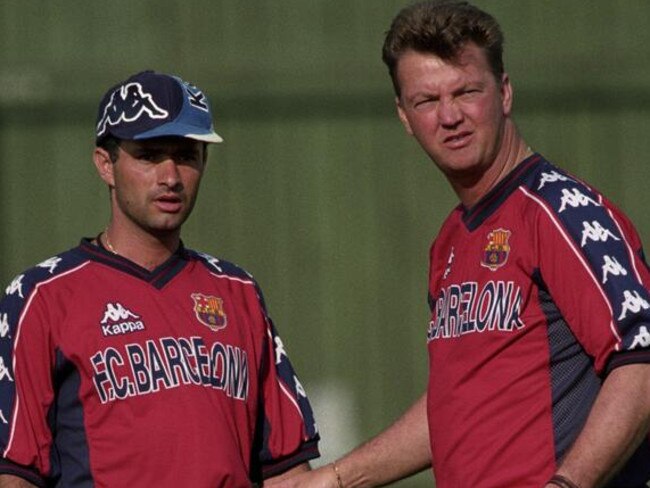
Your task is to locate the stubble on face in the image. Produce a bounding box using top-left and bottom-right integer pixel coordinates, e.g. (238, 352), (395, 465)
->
(110, 137), (206, 240)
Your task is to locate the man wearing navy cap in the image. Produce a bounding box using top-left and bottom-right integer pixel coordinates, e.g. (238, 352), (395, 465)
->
(0, 71), (320, 487)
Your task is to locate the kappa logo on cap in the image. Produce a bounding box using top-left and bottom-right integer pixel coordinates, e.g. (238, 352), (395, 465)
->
(96, 82), (169, 139)
(184, 84), (209, 112)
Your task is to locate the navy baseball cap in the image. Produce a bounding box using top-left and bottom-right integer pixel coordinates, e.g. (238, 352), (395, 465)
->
(95, 70), (223, 144)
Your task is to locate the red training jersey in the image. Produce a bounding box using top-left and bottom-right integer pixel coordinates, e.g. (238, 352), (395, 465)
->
(427, 154), (650, 487)
(0, 240), (319, 487)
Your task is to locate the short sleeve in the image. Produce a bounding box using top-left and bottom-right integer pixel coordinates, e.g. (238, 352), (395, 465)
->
(531, 170), (650, 374)
(0, 272), (55, 485)
(251, 286), (320, 479)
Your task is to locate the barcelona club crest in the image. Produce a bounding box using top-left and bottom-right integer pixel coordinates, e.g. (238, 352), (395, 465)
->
(480, 228), (511, 271)
(191, 293), (227, 331)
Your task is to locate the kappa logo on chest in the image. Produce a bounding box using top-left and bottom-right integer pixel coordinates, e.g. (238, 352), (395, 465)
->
(99, 302), (146, 337)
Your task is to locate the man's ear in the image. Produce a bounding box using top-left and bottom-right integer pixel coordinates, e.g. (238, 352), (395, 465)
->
(396, 97), (414, 136)
(500, 72), (513, 116)
(93, 147), (116, 187)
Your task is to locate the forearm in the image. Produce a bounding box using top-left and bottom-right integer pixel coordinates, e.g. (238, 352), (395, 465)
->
(265, 462), (311, 484)
(0, 474), (38, 488)
(265, 394), (431, 488)
(334, 393), (431, 487)
(549, 363), (650, 488)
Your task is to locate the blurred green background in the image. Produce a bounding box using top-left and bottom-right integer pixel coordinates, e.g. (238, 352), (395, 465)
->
(2, 1), (650, 486)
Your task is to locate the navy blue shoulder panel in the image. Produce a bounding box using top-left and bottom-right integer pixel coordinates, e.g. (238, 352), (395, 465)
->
(0, 245), (90, 457)
(2, 246), (90, 316)
(525, 156), (650, 355)
(187, 249), (255, 283)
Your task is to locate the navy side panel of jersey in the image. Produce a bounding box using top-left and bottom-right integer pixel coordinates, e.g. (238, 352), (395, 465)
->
(528, 160), (650, 354)
(0, 249), (89, 454)
(533, 277), (600, 461)
(48, 349), (93, 487)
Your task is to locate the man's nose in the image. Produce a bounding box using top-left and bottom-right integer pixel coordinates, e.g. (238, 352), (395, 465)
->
(438, 99), (463, 127)
(157, 158), (183, 189)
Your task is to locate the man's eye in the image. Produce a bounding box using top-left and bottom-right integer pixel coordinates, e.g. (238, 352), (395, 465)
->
(138, 152), (157, 161)
(178, 154), (199, 163)
(415, 98), (436, 108)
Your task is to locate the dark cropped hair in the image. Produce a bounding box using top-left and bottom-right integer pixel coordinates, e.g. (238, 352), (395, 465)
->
(97, 135), (121, 163)
(382, 1), (505, 96)
(96, 136), (208, 164)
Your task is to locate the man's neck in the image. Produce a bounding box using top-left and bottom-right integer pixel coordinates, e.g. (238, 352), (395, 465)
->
(452, 121), (531, 209)
(102, 224), (180, 271)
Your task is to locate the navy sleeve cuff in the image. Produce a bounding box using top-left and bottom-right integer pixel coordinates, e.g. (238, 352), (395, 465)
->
(0, 457), (46, 487)
(604, 349), (650, 376)
(261, 438), (321, 479)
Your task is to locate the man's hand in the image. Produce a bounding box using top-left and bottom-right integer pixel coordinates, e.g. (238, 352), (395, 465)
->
(264, 462), (312, 486)
(265, 465), (336, 487)
(266, 393), (431, 488)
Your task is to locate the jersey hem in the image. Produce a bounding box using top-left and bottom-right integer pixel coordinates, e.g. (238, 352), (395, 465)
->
(261, 440), (320, 478)
(0, 458), (46, 487)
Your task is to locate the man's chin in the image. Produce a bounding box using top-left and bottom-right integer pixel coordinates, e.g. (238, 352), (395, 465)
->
(145, 220), (185, 238)
(439, 164), (496, 195)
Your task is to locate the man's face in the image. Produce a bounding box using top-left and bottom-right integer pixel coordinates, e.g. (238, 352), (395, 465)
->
(107, 137), (206, 236)
(395, 43), (512, 182)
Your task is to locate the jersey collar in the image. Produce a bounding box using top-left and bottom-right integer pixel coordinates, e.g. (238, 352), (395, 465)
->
(461, 153), (543, 231)
(79, 237), (190, 289)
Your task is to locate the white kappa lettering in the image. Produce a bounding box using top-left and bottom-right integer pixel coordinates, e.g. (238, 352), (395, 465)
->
(274, 335), (287, 365)
(198, 252), (223, 273)
(294, 375), (307, 397)
(558, 188), (599, 213)
(443, 247), (455, 280)
(37, 257), (62, 274)
(184, 84), (209, 112)
(0, 313), (9, 338)
(101, 321), (145, 337)
(5, 275), (24, 298)
(618, 290), (650, 321)
(0, 356), (13, 382)
(0, 409), (7, 425)
(602, 255), (628, 284)
(538, 170), (572, 190)
(629, 326), (650, 350)
(580, 221), (620, 248)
